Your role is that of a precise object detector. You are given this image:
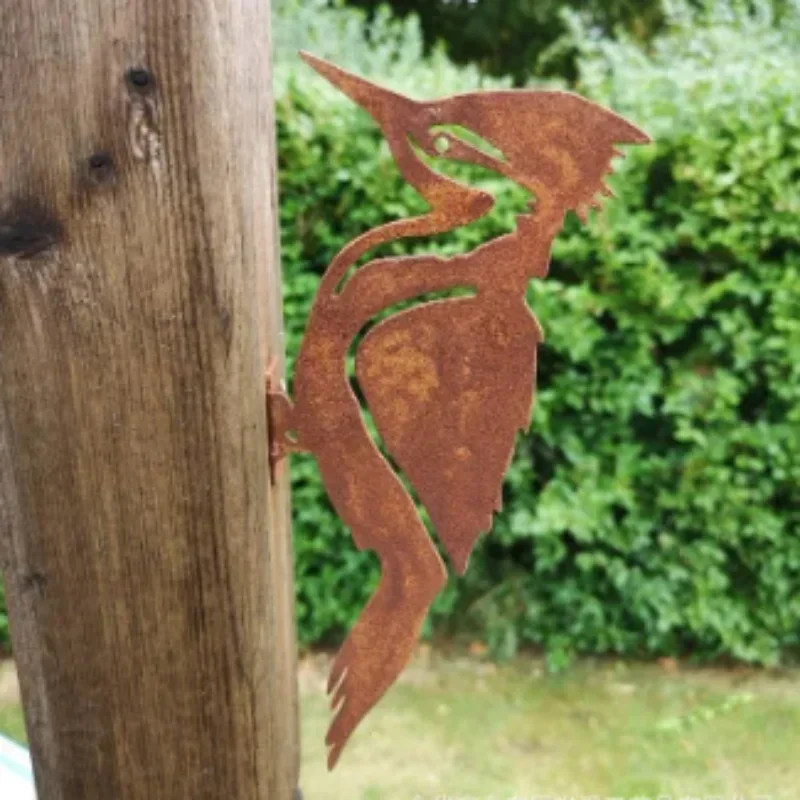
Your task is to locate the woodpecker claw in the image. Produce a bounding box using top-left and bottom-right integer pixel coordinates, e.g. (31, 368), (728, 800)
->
(266, 359), (306, 482)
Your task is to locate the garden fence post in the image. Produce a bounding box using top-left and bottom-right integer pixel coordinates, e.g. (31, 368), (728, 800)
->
(0, 0), (299, 797)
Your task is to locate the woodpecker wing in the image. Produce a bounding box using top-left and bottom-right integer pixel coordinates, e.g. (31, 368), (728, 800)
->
(356, 295), (540, 574)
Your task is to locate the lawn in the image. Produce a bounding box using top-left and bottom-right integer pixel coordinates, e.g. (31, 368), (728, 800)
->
(2, 652), (798, 798)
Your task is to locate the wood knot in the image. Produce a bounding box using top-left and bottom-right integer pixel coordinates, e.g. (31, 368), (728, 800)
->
(0, 201), (63, 259)
(21, 570), (47, 594)
(86, 151), (115, 185)
(126, 67), (155, 95)
(125, 67), (161, 172)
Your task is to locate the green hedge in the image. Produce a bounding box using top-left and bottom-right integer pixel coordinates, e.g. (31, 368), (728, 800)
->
(279, 3), (800, 667)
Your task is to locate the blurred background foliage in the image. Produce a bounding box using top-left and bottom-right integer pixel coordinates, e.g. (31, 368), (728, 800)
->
(1, 1), (798, 673)
(309, 0), (794, 85)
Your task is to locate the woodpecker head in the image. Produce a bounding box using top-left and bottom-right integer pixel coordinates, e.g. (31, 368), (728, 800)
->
(301, 52), (649, 224)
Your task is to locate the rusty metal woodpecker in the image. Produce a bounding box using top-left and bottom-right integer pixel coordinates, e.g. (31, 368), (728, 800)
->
(268, 52), (650, 769)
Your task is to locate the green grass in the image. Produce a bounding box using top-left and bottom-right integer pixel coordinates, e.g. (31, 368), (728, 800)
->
(2, 652), (799, 798)
(0, 705), (26, 743)
(0, 661), (26, 742)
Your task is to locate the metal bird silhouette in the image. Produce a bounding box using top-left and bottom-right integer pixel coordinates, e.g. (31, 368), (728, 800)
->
(268, 52), (650, 769)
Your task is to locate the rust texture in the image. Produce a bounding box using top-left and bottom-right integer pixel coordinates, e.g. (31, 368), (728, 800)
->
(269, 52), (650, 768)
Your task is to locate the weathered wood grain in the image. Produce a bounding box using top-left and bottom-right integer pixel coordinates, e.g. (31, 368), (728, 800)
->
(0, 1), (299, 797)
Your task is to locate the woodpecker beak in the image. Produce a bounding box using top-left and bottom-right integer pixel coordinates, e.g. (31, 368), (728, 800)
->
(300, 52), (419, 133)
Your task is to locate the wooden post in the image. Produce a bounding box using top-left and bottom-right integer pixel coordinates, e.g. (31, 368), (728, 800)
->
(0, 1), (299, 798)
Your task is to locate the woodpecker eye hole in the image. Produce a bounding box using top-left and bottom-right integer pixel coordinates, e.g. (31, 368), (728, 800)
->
(434, 135), (451, 155)
(430, 124), (506, 162)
